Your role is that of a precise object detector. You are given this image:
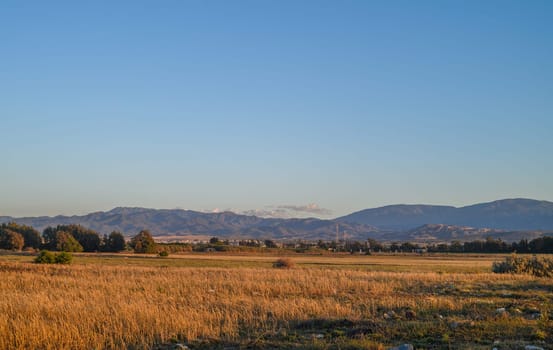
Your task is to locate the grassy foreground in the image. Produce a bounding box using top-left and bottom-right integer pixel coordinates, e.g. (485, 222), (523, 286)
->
(0, 253), (552, 349)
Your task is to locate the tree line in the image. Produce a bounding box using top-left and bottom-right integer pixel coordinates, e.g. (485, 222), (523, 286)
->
(0, 222), (157, 253)
(317, 237), (553, 254)
(425, 236), (553, 254)
(2, 221), (552, 255)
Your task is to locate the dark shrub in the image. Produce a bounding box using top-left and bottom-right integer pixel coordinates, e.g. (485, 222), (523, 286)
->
(273, 258), (295, 269)
(130, 230), (156, 253)
(492, 254), (553, 277)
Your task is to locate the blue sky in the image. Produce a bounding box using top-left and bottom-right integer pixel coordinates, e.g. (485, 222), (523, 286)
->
(1, 0), (552, 217)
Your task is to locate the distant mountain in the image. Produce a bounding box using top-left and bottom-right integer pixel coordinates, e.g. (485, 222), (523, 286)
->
(338, 204), (456, 231)
(0, 207), (381, 241)
(338, 199), (553, 231)
(2, 198), (552, 242)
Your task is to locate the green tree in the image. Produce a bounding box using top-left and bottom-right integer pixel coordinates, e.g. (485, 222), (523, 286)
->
(366, 239), (384, 252)
(106, 231), (126, 252)
(1, 222), (41, 248)
(42, 226), (59, 250)
(0, 229), (25, 250)
(55, 231), (83, 252)
(42, 225), (100, 252)
(450, 241), (464, 252)
(264, 239), (278, 248)
(61, 225), (100, 252)
(130, 230), (156, 253)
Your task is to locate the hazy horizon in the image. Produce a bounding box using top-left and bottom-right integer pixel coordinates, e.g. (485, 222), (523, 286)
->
(2, 1), (552, 218)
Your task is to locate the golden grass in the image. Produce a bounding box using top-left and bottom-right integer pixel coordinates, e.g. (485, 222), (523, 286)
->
(0, 255), (552, 349)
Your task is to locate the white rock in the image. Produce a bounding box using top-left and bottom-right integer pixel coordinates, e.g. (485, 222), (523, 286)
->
(388, 344), (414, 350)
(173, 344), (189, 350)
(525, 346), (544, 350)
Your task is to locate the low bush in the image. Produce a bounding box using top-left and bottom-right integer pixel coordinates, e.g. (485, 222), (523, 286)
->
(158, 251), (169, 257)
(34, 250), (73, 265)
(34, 250), (56, 264)
(55, 251), (73, 264)
(273, 258), (295, 269)
(493, 254), (553, 277)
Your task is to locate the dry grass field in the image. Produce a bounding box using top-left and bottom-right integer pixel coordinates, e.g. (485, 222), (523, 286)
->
(0, 253), (552, 349)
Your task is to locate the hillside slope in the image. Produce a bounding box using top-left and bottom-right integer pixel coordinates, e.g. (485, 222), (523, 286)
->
(0, 207), (381, 240)
(338, 198), (553, 231)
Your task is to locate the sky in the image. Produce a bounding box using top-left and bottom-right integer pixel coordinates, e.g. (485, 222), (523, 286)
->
(1, 0), (552, 218)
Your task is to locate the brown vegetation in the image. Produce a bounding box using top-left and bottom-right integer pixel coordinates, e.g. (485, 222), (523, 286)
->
(0, 255), (551, 349)
(273, 257), (295, 269)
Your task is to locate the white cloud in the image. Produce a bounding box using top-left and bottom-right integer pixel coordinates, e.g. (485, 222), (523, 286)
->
(277, 203), (333, 216)
(239, 203), (332, 218)
(203, 203), (332, 218)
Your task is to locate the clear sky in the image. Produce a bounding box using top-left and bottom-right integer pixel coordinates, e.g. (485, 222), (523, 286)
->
(2, 0), (552, 218)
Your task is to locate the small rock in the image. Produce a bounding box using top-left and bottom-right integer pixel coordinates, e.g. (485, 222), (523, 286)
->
(388, 344), (414, 350)
(173, 344), (189, 350)
(449, 321), (459, 329)
(525, 346), (544, 350)
(496, 307), (506, 314)
(312, 333), (324, 339)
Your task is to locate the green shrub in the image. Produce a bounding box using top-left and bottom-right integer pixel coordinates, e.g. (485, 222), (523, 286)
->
(55, 251), (73, 264)
(493, 254), (553, 277)
(34, 250), (56, 264)
(158, 251), (169, 257)
(34, 250), (73, 264)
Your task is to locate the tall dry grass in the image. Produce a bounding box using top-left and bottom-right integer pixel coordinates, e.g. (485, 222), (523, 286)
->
(0, 261), (548, 349)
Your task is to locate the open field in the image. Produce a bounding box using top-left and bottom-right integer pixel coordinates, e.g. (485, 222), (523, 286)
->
(0, 251), (506, 272)
(0, 253), (552, 349)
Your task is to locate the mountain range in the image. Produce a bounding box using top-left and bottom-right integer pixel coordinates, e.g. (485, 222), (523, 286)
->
(1, 198), (552, 242)
(0, 207), (381, 241)
(337, 198), (553, 231)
